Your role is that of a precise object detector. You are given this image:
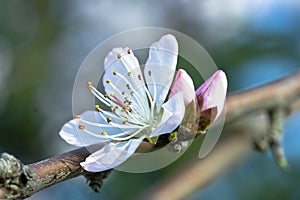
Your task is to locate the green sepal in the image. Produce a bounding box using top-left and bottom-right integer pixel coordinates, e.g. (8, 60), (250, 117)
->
(147, 136), (159, 144)
(169, 131), (178, 142)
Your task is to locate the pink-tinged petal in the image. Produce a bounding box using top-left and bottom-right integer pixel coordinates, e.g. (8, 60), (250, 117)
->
(80, 137), (144, 172)
(169, 69), (195, 106)
(151, 92), (185, 137)
(144, 34), (178, 108)
(196, 70), (227, 119)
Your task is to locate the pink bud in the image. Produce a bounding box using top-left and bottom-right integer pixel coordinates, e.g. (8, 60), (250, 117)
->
(169, 69), (196, 106)
(196, 70), (227, 120)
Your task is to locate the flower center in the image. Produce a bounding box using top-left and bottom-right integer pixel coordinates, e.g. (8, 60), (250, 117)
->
(85, 81), (162, 140)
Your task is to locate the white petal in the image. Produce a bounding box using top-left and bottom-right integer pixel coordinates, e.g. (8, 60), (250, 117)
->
(151, 92), (185, 137)
(59, 118), (104, 147)
(169, 69), (195, 106)
(103, 47), (149, 117)
(196, 70), (227, 119)
(144, 34), (178, 108)
(80, 137), (144, 172)
(59, 111), (138, 146)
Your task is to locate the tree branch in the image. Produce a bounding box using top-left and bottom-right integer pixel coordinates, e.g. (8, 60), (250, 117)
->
(1, 71), (300, 199)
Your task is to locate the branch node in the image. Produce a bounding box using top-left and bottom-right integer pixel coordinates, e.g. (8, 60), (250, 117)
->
(253, 106), (290, 171)
(84, 170), (111, 193)
(0, 153), (34, 199)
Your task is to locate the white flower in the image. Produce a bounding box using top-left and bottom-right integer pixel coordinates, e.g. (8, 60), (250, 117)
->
(59, 35), (196, 172)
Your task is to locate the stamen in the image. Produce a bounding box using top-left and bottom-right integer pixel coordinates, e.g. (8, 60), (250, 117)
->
(78, 125), (85, 130)
(74, 115), (80, 119)
(110, 93), (128, 109)
(104, 94), (108, 98)
(113, 106), (118, 112)
(81, 127), (129, 139)
(112, 126), (149, 141)
(106, 118), (112, 123)
(79, 117), (143, 129)
(117, 54), (122, 59)
(88, 85), (118, 108)
(148, 70), (152, 76)
(127, 72), (132, 76)
(102, 131), (108, 135)
(112, 71), (149, 116)
(127, 49), (131, 54)
(106, 79), (111, 84)
(113, 71), (117, 75)
(95, 105), (103, 112)
(138, 74), (142, 80)
(124, 97), (132, 105)
(87, 82), (93, 90)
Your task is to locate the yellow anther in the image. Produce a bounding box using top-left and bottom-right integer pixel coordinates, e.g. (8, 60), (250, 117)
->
(87, 82), (93, 90)
(113, 106), (118, 112)
(106, 79), (111, 84)
(104, 94), (108, 98)
(127, 49), (131, 54)
(110, 92), (114, 97)
(106, 118), (112, 123)
(117, 54), (122, 59)
(101, 131), (108, 135)
(74, 115), (80, 119)
(113, 71), (117, 75)
(127, 72), (132, 76)
(95, 105), (102, 112)
(78, 125), (85, 130)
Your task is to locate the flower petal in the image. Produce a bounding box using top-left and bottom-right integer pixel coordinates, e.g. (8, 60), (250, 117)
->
(144, 34), (178, 109)
(103, 47), (149, 116)
(59, 118), (98, 147)
(59, 111), (139, 146)
(80, 137), (144, 172)
(196, 70), (227, 119)
(151, 92), (185, 137)
(59, 117), (113, 147)
(169, 69), (195, 106)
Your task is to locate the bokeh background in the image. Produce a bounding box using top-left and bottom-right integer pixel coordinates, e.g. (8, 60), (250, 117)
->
(1, 0), (300, 199)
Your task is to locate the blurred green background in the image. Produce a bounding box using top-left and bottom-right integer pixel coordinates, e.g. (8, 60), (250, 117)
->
(1, 0), (300, 199)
